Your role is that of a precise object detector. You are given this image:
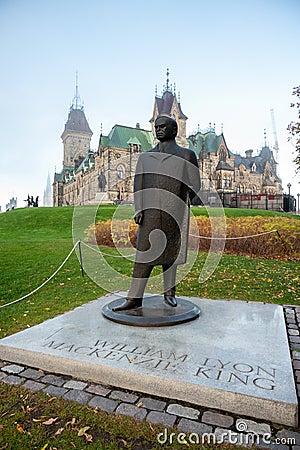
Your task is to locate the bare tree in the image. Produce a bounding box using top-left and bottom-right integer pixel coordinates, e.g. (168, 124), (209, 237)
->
(288, 85), (300, 172)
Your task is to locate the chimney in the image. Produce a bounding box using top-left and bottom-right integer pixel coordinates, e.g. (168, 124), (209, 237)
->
(245, 149), (253, 158)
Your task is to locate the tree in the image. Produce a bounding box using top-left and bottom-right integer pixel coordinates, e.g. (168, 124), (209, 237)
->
(288, 85), (300, 172)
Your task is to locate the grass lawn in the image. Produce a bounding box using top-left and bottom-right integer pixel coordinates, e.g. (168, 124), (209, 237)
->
(0, 205), (299, 449)
(0, 206), (299, 338)
(0, 384), (246, 450)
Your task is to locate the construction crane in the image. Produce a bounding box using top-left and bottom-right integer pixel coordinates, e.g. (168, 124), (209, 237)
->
(270, 108), (279, 162)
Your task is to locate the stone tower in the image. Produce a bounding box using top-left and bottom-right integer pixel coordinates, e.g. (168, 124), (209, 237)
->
(61, 76), (93, 169)
(150, 69), (189, 148)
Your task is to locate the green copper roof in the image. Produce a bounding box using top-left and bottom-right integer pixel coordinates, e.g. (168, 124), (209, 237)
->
(54, 172), (63, 182)
(100, 135), (109, 148)
(106, 125), (153, 150)
(188, 131), (223, 157)
(127, 136), (141, 145)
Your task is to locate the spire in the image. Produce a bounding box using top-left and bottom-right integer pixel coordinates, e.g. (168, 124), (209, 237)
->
(264, 128), (267, 147)
(43, 172), (52, 206)
(71, 71), (83, 110)
(166, 68), (170, 92)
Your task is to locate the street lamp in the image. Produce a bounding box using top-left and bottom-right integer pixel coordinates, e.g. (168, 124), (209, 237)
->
(297, 193), (300, 213)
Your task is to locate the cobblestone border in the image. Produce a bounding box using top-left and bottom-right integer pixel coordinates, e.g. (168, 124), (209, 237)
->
(0, 305), (299, 449)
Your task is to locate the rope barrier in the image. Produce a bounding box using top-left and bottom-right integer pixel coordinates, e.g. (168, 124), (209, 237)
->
(81, 240), (136, 258)
(189, 229), (278, 240)
(0, 229), (283, 309)
(0, 241), (80, 309)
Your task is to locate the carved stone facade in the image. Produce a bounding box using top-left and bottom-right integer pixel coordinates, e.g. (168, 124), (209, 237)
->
(187, 130), (282, 208)
(53, 79), (283, 210)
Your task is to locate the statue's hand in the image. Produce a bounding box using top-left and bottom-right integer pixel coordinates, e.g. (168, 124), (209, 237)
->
(134, 212), (144, 225)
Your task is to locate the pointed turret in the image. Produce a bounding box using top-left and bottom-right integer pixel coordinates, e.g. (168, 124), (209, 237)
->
(61, 74), (93, 167)
(150, 69), (188, 147)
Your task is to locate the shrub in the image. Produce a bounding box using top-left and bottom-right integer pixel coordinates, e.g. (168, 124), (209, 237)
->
(194, 216), (300, 260)
(85, 216), (300, 260)
(85, 219), (137, 249)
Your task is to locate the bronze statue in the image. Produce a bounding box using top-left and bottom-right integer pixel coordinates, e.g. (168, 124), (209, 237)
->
(113, 115), (200, 312)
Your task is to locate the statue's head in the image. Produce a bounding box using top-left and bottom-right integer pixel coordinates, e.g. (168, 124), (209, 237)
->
(155, 115), (178, 142)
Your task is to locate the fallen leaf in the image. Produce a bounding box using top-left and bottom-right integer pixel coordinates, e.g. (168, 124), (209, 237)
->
(78, 426), (90, 436)
(42, 417), (58, 425)
(40, 444), (49, 450)
(66, 418), (76, 427)
(84, 433), (93, 442)
(16, 423), (25, 433)
(137, 402), (143, 407)
(54, 427), (64, 435)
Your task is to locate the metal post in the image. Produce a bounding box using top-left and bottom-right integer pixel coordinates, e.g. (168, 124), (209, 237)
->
(78, 240), (84, 277)
(287, 183), (291, 212)
(297, 193), (300, 212)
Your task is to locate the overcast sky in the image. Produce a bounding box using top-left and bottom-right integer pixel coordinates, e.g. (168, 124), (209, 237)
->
(0, 0), (299, 211)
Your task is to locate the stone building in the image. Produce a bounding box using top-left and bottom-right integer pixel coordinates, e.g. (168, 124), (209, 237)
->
(53, 75), (283, 210)
(187, 129), (282, 208)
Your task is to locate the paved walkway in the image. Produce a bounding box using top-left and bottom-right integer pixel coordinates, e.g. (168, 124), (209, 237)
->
(1, 304), (300, 449)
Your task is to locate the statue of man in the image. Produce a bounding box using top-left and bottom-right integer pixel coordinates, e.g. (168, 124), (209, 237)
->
(98, 172), (107, 192)
(113, 115), (200, 312)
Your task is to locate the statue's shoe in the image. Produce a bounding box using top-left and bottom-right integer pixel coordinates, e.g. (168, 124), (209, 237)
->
(112, 298), (143, 312)
(164, 293), (177, 307)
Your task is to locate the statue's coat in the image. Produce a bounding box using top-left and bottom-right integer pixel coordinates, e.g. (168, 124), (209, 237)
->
(134, 144), (200, 265)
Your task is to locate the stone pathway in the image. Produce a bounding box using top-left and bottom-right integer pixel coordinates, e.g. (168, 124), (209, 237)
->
(0, 304), (299, 449)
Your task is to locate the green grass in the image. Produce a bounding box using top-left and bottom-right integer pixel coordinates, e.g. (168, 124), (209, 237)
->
(0, 384), (246, 450)
(192, 206), (300, 219)
(0, 206), (299, 339)
(1, 205), (297, 241)
(0, 205), (299, 448)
